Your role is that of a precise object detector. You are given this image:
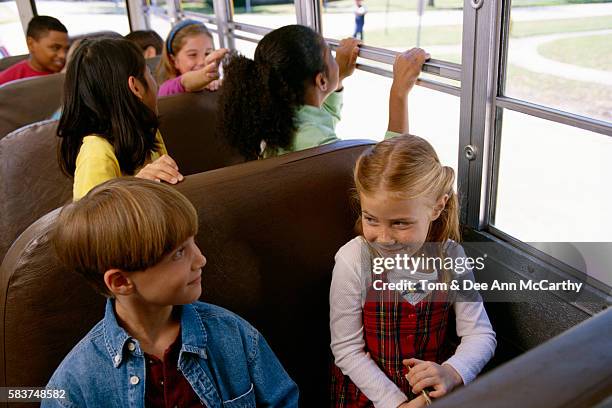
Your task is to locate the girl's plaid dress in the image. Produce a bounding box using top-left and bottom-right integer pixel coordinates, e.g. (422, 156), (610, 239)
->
(330, 248), (457, 407)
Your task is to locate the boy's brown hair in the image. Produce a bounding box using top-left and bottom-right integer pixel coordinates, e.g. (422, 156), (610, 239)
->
(53, 177), (198, 296)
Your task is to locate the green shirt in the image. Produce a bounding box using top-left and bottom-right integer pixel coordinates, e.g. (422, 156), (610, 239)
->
(263, 90), (399, 158)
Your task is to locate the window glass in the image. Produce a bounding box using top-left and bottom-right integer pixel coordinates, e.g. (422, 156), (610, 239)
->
(181, 0), (214, 15)
(336, 68), (459, 173)
(35, 0), (130, 36)
(232, 0), (296, 28)
(0, 0), (28, 55)
(494, 109), (612, 245)
(149, 0), (172, 39)
(322, 0), (462, 64)
(149, 16), (172, 40)
(504, 0), (612, 123)
(232, 36), (258, 58)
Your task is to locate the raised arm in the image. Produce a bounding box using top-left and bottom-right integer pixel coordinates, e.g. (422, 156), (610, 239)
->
(387, 48), (430, 135)
(330, 248), (410, 408)
(180, 48), (228, 92)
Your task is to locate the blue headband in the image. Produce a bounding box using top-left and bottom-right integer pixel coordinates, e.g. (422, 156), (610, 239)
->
(166, 19), (202, 55)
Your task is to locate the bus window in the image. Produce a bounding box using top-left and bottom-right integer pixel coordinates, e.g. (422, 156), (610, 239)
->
(493, 110), (612, 286)
(182, 0), (214, 16)
(332, 58), (459, 174)
(231, 0), (297, 29)
(322, 0), (463, 64)
(494, 110), (612, 243)
(34, 0), (131, 36)
(0, 0), (27, 55)
(504, 0), (612, 123)
(148, 0), (173, 38)
(233, 37), (258, 58)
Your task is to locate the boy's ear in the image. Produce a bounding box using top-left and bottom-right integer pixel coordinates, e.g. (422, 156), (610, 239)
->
(127, 76), (145, 100)
(431, 194), (449, 221)
(104, 269), (135, 296)
(26, 36), (36, 53)
(315, 72), (329, 93)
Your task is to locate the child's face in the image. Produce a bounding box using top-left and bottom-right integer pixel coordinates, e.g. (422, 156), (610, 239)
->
(173, 34), (214, 75)
(27, 30), (69, 73)
(128, 236), (206, 306)
(360, 191), (445, 253)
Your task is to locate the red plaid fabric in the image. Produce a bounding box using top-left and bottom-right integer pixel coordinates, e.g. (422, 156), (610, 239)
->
(330, 269), (454, 407)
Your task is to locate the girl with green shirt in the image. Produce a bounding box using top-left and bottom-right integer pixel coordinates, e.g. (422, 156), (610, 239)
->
(57, 38), (183, 200)
(219, 24), (429, 160)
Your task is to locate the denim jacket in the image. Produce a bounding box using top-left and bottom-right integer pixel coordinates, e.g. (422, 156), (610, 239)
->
(42, 299), (299, 408)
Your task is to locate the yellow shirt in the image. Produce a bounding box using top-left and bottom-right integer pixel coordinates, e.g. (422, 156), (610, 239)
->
(73, 131), (168, 200)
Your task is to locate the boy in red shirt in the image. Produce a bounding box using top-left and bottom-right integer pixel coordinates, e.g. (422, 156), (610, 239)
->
(0, 16), (68, 85)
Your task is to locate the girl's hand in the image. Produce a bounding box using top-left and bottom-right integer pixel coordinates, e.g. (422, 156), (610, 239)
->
(335, 38), (361, 85)
(390, 48), (430, 98)
(403, 358), (463, 398)
(135, 154), (184, 184)
(181, 48), (229, 92)
(205, 78), (222, 92)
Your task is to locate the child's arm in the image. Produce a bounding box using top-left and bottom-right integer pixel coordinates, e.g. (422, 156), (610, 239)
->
(387, 48), (430, 135)
(246, 329), (300, 406)
(73, 138), (122, 200)
(404, 245), (496, 400)
(330, 247), (409, 408)
(404, 295), (495, 398)
(334, 38), (360, 92)
(442, 284), (496, 383)
(180, 48), (228, 92)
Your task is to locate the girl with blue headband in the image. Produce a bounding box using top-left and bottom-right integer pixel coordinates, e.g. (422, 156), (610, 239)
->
(158, 20), (227, 96)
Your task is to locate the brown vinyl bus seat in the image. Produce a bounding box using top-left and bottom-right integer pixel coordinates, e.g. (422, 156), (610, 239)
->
(0, 91), (243, 264)
(0, 73), (64, 139)
(0, 54), (29, 71)
(2, 138), (609, 407)
(0, 140), (373, 407)
(0, 120), (71, 263)
(0, 53), (172, 140)
(157, 90), (245, 175)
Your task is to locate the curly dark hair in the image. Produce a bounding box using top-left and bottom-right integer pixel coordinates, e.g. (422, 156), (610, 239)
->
(219, 25), (328, 160)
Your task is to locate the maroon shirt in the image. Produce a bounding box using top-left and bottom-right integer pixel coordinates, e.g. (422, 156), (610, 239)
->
(0, 59), (51, 86)
(144, 332), (206, 408)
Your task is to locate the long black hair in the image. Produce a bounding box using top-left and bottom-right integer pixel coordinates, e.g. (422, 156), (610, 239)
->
(219, 25), (328, 160)
(58, 37), (159, 176)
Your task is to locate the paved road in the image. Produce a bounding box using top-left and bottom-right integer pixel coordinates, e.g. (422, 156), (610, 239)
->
(508, 29), (612, 86)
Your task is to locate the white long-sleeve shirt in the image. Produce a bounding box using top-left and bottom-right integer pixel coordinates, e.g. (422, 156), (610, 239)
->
(330, 237), (496, 408)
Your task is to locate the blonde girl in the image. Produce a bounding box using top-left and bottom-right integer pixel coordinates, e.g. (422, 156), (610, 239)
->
(157, 19), (228, 96)
(330, 135), (496, 408)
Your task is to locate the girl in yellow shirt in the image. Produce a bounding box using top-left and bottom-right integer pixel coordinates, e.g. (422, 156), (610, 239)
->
(57, 38), (183, 200)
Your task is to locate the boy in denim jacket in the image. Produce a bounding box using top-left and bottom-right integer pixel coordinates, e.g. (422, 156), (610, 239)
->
(43, 177), (298, 408)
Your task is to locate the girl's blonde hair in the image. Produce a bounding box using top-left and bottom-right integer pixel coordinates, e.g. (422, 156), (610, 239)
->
(354, 134), (460, 244)
(53, 177), (198, 296)
(157, 22), (212, 84)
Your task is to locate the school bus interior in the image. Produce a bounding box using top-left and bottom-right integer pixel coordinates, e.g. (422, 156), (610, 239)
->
(1, 0), (611, 404)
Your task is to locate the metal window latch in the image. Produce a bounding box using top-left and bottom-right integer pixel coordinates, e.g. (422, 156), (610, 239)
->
(471, 0), (484, 9)
(464, 145), (478, 161)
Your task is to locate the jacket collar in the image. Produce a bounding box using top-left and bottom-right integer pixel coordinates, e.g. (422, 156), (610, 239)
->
(102, 299), (208, 367)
